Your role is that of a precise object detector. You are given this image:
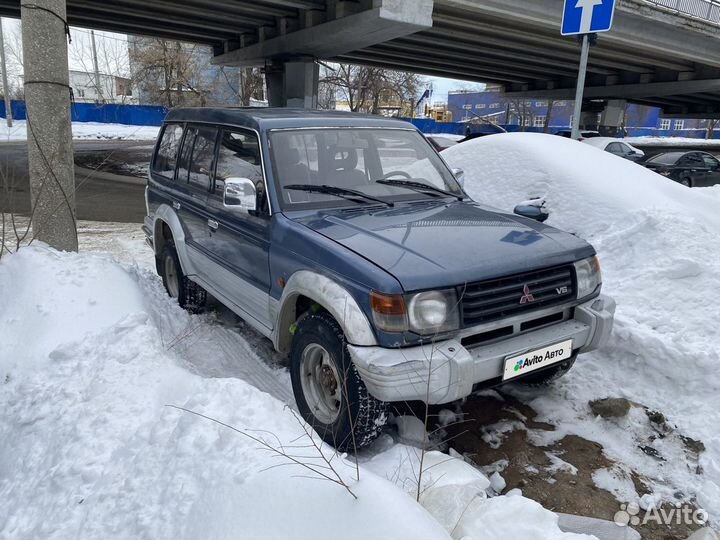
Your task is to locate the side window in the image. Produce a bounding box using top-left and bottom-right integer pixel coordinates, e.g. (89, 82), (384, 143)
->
(702, 154), (719, 169)
(176, 127), (196, 183)
(214, 130), (267, 214)
(188, 127), (218, 192)
(606, 142), (622, 154)
(681, 154), (703, 167)
(152, 123), (184, 178)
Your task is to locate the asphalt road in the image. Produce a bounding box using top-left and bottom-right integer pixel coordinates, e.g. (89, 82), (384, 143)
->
(0, 140), (153, 223)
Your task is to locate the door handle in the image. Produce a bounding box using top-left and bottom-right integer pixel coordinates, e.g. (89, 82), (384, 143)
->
(207, 218), (219, 231)
(172, 201), (181, 211)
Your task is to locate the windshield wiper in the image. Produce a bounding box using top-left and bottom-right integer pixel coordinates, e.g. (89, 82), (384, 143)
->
(375, 179), (463, 201)
(284, 184), (394, 207)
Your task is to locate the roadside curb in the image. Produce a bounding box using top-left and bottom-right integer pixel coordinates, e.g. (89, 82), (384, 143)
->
(75, 166), (146, 187)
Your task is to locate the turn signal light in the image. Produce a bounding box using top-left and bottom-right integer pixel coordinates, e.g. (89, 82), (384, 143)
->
(370, 291), (408, 333)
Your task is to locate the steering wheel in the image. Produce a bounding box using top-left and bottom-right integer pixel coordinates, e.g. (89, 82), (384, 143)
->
(381, 170), (412, 180)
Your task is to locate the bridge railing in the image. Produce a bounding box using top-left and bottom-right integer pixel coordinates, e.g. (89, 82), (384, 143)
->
(644, 0), (720, 24)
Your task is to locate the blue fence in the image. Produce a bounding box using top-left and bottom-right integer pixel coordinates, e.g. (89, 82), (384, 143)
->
(407, 118), (720, 139)
(0, 100), (168, 126)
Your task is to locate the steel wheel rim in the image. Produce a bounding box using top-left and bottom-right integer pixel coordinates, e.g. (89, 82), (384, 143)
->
(164, 254), (180, 298)
(300, 343), (342, 424)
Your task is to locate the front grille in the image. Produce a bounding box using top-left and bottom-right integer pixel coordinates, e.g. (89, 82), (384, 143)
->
(461, 265), (575, 327)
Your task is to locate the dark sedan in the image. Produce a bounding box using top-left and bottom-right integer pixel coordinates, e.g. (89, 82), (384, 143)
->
(644, 151), (720, 187)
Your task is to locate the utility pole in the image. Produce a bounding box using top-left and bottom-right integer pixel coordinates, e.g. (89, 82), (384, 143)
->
(0, 18), (12, 127)
(90, 29), (104, 103)
(21, 0), (77, 251)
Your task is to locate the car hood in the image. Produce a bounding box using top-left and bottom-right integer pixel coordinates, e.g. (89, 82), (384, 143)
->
(290, 200), (594, 291)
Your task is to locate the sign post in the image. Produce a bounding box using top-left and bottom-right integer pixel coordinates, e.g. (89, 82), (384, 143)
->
(561, 0), (617, 139)
(571, 34), (590, 140)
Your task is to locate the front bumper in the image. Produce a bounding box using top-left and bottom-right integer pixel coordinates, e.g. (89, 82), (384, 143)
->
(348, 295), (616, 404)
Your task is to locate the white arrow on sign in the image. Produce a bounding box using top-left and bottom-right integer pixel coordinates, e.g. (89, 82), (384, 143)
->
(576, 0), (604, 33)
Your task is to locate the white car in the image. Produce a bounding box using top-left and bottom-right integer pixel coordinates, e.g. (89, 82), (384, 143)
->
(582, 137), (645, 162)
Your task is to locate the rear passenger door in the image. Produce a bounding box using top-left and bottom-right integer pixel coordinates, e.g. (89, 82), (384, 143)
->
(701, 153), (720, 186)
(173, 125), (218, 277)
(202, 128), (273, 330)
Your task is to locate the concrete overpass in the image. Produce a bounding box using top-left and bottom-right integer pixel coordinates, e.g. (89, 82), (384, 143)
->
(1, 0), (718, 116)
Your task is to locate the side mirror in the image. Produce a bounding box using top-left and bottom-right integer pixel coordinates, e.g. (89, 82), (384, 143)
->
(514, 201), (550, 223)
(451, 167), (465, 187)
(224, 177), (257, 212)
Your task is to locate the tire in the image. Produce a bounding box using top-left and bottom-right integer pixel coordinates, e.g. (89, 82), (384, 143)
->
(160, 243), (207, 313)
(680, 177), (693, 188)
(290, 312), (388, 451)
(513, 353), (577, 387)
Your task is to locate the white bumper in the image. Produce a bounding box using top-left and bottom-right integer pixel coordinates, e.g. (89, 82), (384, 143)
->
(348, 295), (616, 404)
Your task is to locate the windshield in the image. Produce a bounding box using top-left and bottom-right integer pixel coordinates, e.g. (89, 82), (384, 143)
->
(268, 128), (463, 209)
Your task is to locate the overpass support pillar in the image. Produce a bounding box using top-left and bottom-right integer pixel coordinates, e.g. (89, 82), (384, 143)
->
(600, 99), (628, 136)
(266, 59), (319, 109)
(21, 0), (77, 251)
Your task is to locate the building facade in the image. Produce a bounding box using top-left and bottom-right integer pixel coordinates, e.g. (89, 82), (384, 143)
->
(447, 90), (714, 137)
(69, 70), (134, 104)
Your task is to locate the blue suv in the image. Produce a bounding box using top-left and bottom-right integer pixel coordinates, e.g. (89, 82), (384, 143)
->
(144, 108), (615, 450)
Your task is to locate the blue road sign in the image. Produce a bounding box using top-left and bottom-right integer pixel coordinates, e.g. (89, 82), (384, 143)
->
(561, 0), (616, 36)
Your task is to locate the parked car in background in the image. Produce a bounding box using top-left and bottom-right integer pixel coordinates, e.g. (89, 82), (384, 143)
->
(426, 135), (459, 152)
(554, 129), (601, 140)
(144, 108), (615, 451)
(582, 137), (645, 162)
(643, 151), (720, 187)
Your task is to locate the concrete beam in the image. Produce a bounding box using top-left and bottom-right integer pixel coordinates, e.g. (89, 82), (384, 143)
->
(212, 0), (433, 66)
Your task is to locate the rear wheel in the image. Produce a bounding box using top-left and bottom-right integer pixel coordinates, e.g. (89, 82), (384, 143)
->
(680, 177), (693, 188)
(160, 243), (207, 312)
(290, 312), (388, 451)
(514, 353), (577, 387)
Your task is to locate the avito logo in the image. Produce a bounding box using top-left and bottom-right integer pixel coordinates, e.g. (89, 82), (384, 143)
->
(514, 348), (566, 373)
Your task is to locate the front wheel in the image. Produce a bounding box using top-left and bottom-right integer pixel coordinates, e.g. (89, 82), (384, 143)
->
(290, 312), (388, 451)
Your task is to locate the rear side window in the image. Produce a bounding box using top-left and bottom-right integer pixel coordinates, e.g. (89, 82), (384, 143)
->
(153, 124), (184, 178)
(176, 126), (217, 192)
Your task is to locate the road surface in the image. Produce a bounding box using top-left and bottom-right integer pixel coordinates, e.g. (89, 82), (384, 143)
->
(0, 139), (153, 223)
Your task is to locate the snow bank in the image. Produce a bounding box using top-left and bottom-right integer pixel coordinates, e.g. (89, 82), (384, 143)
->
(443, 133), (720, 519)
(0, 120), (159, 141)
(0, 246), (448, 540)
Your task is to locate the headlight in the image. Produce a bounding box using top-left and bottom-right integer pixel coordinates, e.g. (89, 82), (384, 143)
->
(407, 290), (456, 334)
(370, 289), (460, 335)
(574, 256), (602, 300)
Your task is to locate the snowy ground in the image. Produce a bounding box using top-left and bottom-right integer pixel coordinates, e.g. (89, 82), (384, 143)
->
(442, 134), (720, 528)
(0, 222), (589, 540)
(0, 120), (159, 141)
(624, 136), (720, 147)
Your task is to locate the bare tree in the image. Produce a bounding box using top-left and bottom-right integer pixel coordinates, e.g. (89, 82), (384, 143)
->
(238, 67), (264, 106)
(320, 63), (424, 116)
(130, 38), (219, 108)
(508, 98), (534, 131)
(544, 99), (555, 133)
(706, 118), (719, 140)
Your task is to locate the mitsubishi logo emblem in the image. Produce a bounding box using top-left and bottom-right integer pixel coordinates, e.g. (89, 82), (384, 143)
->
(520, 284), (535, 304)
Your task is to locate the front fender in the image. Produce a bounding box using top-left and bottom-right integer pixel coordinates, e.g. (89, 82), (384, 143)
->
(274, 270), (377, 353)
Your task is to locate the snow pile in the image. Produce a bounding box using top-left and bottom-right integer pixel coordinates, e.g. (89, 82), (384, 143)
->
(443, 133), (720, 519)
(365, 443), (593, 540)
(0, 247), (447, 540)
(0, 120), (159, 141)
(0, 244), (591, 540)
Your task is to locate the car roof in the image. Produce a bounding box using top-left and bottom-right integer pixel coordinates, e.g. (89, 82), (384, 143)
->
(164, 107), (417, 132)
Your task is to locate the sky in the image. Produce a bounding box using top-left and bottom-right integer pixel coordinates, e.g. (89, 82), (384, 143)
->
(426, 76), (485, 103)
